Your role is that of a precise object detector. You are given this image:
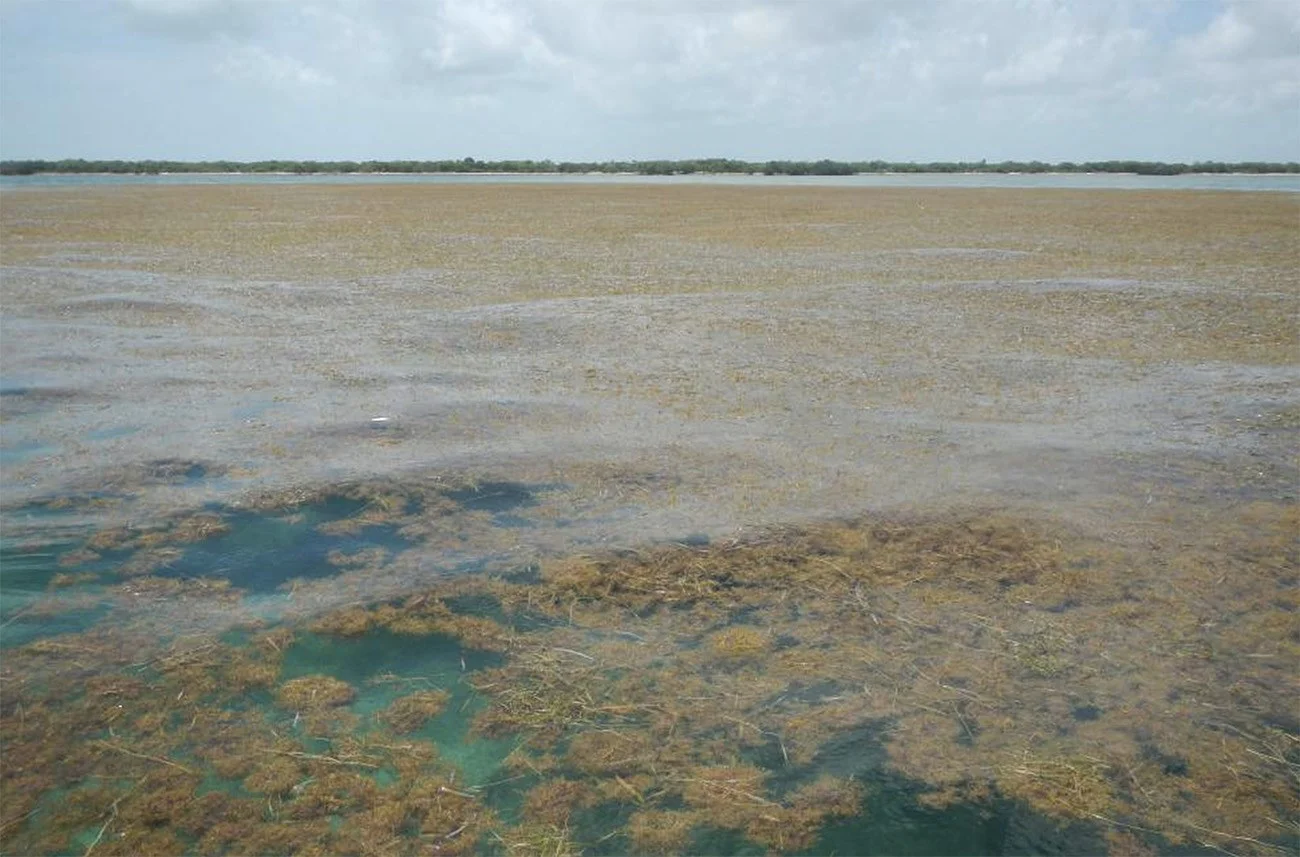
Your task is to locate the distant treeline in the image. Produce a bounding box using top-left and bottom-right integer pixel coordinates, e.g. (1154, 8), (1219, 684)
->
(3, 157), (1298, 176)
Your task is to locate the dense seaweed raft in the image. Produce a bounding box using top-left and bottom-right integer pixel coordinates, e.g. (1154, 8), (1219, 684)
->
(1, 185), (1297, 854)
(1, 477), (1295, 855)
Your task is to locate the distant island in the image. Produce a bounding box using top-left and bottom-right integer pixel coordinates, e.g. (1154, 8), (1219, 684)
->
(2, 157), (1297, 177)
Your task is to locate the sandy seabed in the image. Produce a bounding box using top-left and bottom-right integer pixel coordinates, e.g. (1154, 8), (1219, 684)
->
(0, 185), (1296, 855)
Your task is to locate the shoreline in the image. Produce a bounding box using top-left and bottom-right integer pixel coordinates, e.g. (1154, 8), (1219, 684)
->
(3, 169), (1298, 178)
(2, 171), (1296, 197)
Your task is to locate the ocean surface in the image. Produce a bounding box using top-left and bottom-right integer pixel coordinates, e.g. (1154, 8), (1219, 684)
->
(1, 183), (1295, 857)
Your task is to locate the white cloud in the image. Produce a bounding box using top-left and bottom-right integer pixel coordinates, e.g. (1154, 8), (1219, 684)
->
(1173, 1), (1300, 113)
(1, 0), (1295, 159)
(105, 0), (1294, 120)
(1180, 5), (1254, 60)
(216, 45), (334, 90)
(1179, 0), (1300, 61)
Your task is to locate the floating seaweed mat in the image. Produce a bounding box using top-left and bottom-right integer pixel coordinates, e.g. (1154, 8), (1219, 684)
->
(388, 508), (1296, 856)
(2, 505), (1296, 856)
(0, 626), (508, 855)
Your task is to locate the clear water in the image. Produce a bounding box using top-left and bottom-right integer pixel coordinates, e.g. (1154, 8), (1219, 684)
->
(157, 500), (406, 593)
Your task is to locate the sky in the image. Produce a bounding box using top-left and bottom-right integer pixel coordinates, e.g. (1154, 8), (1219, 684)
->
(0, 0), (1297, 162)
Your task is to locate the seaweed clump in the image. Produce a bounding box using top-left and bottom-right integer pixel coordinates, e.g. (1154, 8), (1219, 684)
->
(380, 689), (451, 733)
(276, 675), (356, 709)
(310, 594), (511, 651)
(708, 626), (767, 660)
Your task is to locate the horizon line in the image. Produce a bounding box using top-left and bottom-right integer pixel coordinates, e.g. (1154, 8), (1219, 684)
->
(4, 157), (1299, 178)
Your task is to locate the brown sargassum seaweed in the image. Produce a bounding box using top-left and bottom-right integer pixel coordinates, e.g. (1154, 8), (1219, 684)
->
(1, 504), (1296, 855)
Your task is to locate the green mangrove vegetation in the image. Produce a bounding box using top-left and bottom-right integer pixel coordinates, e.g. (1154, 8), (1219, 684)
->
(2, 157), (1298, 176)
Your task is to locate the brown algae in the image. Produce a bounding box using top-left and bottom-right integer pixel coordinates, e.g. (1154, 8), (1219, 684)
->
(2, 185), (1297, 855)
(2, 504), (1295, 855)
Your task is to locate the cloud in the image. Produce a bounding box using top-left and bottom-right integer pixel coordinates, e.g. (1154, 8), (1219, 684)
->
(2, 0), (1295, 159)
(105, 0), (1295, 120)
(122, 0), (263, 40)
(1173, 0), (1300, 113)
(216, 45), (334, 90)
(1178, 0), (1300, 61)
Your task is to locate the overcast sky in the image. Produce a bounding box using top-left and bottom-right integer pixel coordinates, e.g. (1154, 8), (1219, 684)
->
(1, 0), (1297, 162)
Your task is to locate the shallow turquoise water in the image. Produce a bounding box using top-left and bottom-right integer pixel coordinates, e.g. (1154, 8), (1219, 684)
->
(0, 492), (421, 645)
(279, 629), (517, 786)
(160, 499), (408, 593)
